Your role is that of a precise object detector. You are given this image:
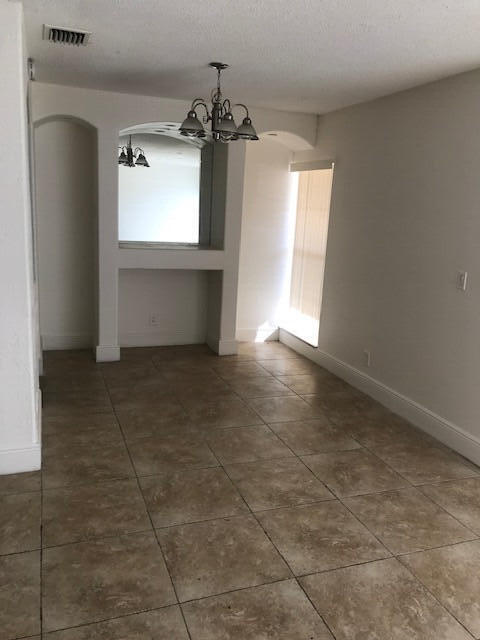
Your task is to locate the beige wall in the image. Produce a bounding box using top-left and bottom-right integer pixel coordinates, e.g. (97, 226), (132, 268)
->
(118, 269), (208, 346)
(292, 66), (480, 451)
(237, 137), (298, 341)
(0, 1), (40, 472)
(35, 119), (96, 349)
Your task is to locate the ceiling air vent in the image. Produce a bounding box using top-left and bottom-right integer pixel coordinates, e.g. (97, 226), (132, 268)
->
(43, 24), (91, 46)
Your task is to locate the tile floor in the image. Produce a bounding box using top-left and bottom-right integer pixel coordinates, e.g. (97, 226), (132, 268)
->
(1, 342), (480, 638)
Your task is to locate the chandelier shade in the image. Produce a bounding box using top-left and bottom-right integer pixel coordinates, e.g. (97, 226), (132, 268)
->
(180, 110), (207, 138)
(237, 116), (259, 141)
(179, 63), (259, 143)
(118, 135), (150, 167)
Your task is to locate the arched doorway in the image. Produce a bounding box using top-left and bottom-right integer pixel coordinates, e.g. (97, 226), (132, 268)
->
(34, 116), (97, 350)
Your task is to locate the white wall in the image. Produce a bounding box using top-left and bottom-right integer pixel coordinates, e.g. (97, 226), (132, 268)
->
(35, 119), (96, 349)
(0, 1), (40, 473)
(31, 81), (316, 360)
(236, 137), (298, 341)
(118, 269), (208, 346)
(119, 134), (201, 244)
(286, 66), (480, 464)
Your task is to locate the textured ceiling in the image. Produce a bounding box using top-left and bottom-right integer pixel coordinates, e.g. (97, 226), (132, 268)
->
(23, 0), (480, 114)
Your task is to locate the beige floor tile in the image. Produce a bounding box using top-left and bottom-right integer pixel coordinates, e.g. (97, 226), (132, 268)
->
(140, 467), (248, 527)
(207, 425), (294, 464)
(270, 418), (360, 455)
(41, 372), (106, 393)
(225, 457), (333, 511)
(43, 421), (124, 452)
(42, 532), (176, 632)
(248, 395), (323, 422)
(178, 391), (241, 411)
(185, 396), (263, 429)
(157, 515), (291, 601)
(116, 408), (195, 441)
(227, 375), (294, 398)
(0, 492), (40, 555)
(127, 434), (218, 475)
(110, 391), (186, 414)
(373, 441), (479, 485)
(43, 607), (189, 639)
(341, 406), (432, 448)
(0, 551), (40, 640)
(277, 372), (349, 395)
(43, 441), (135, 489)
(302, 449), (408, 497)
(182, 579), (333, 639)
(257, 501), (389, 575)
(213, 361), (272, 380)
(0, 471), (40, 495)
(100, 361), (159, 386)
(237, 341), (301, 360)
(257, 358), (320, 376)
(301, 391), (376, 421)
(105, 373), (173, 395)
(41, 413), (119, 437)
(43, 479), (151, 546)
(42, 390), (113, 417)
(345, 487), (475, 554)
(154, 360), (218, 379)
(107, 379), (175, 404)
(401, 540), (480, 638)
(300, 558), (472, 640)
(420, 477), (480, 534)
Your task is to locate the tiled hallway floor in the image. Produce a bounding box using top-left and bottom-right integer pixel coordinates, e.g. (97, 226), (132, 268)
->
(2, 342), (480, 638)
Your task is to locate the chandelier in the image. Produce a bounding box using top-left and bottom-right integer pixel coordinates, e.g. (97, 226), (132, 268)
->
(179, 62), (259, 143)
(118, 135), (150, 167)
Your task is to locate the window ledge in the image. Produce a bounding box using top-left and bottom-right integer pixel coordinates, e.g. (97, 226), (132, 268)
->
(119, 241), (219, 251)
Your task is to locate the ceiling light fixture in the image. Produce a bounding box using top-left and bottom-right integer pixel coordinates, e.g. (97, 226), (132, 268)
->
(118, 135), (150, 167)
(179, 62), (259, 143)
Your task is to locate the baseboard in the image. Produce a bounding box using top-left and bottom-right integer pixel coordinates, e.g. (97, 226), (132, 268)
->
(95, 344), (121, 362)
(236, 327), (279, 342)
(119, 331), (206, 347)
(207, 337), (238, 356)
(279, 329), (480, 467)
(42, 334), (93, 350)
(0, 445), (41, 475)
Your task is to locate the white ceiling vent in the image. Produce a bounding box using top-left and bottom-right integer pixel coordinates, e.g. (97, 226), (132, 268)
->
(43, 24), (91, 46)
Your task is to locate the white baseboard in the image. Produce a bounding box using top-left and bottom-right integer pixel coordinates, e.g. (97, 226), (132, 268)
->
(41, 334), (93, 350)
(236, 327), (279, 342)
(95, 344), (121, 362)
(279, 329), (480, 467)
(119, 331), (206, 348)
(207, 337), (238, 356)
(0, 445), (41, 475)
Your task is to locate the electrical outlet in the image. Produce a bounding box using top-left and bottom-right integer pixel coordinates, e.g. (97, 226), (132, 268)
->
(456, 271), (468, 291)
(363, 349), (371, 367)
(149, 313), (160, 326)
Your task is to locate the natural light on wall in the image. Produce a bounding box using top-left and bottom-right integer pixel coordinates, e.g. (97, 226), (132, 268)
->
(284, 162), (334, 347)
(118, 132), (207, 244)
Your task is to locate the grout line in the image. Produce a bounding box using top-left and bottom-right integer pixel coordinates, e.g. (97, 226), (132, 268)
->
(396, 556), (477, 639)
(101, 363), (193, 640)
(40, 603), (185, 636)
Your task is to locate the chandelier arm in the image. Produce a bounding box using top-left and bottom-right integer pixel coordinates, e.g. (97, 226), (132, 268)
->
(234, 103), (250, 118)
(194, 101), (211, 120)
(191, 97), (207, 109)
(222, 98), (232, 112)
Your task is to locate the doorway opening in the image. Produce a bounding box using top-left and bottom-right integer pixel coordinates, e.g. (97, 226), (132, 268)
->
(284, 164), (334, 346)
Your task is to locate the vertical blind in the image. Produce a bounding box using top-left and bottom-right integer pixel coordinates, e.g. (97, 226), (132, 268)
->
(288, 166), (334, 346)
